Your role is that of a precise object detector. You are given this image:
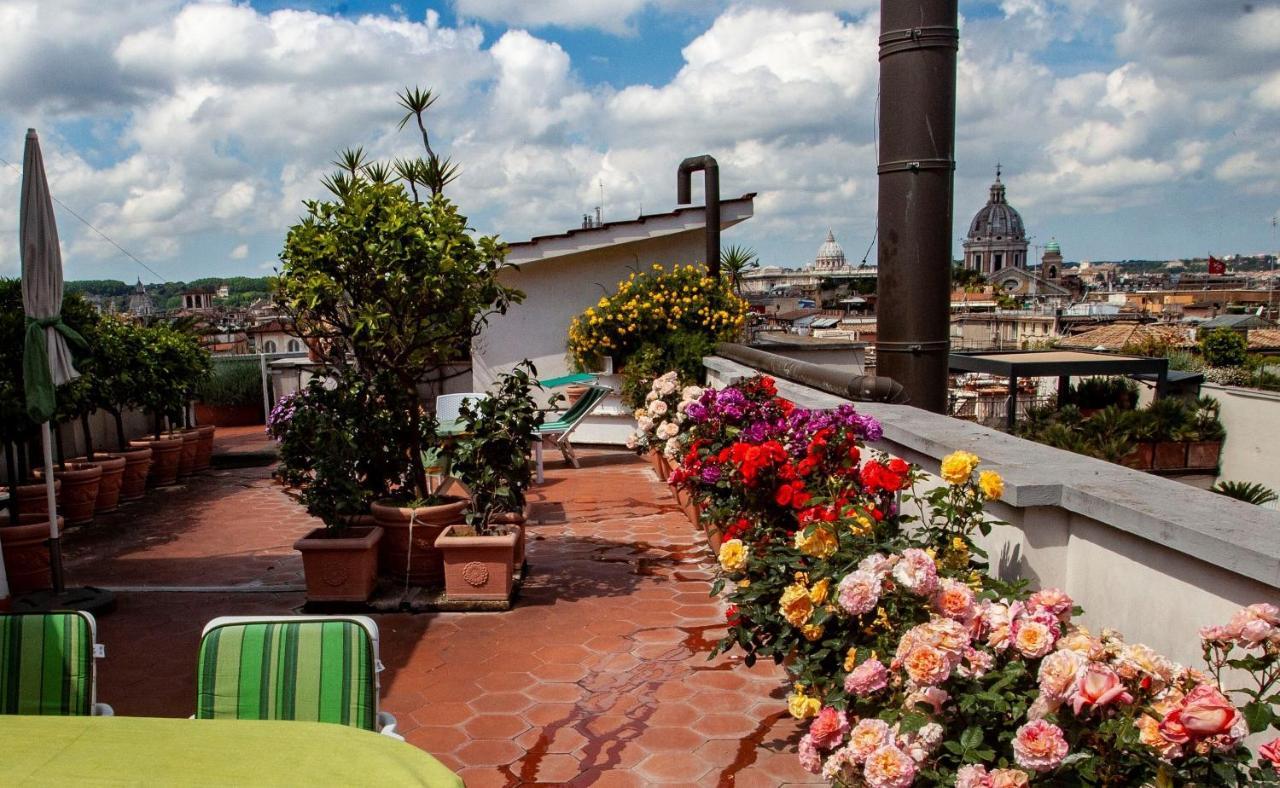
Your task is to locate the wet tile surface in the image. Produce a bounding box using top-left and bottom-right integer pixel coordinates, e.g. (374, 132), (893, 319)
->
(63, 430), (817, 785)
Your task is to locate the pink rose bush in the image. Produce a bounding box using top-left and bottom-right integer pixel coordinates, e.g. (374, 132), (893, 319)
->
(691, 380), (1278, 785)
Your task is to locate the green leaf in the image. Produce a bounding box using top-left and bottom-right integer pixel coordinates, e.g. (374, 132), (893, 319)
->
(1244, 701), (1274, 734)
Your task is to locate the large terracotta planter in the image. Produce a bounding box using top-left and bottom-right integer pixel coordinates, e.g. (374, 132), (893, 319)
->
(193, 425), (216, 472)
(490, 510), (528, 569)
(435, 524), (518, 601)
(194, 402), (263, 428)
(35, 463), (103, 525)
(177, 430), (201, 477)
(132, 436), (183, 487)
(1153, 440), (1188, 470)
(294, 525), (383, 603)
(703, 518), (723, 556)
(10, 480), (60, 515)
(565, 384), (589, 406)
(1120, 442), (1154, 470)
(1186, 440), (1222, 470)
(0, 514), (61, 592)
(117, 447), (153, 501)
(372, 496), (468, 587)
(73, 455), (127, 514)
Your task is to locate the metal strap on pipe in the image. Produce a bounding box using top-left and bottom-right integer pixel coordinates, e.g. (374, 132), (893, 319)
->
(878, 25), (959, 58)
(876, 158), (955, 175)
(714, 343), (909, 404)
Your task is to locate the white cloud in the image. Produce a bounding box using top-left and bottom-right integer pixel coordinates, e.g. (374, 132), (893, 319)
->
(230, 243), (249, 260)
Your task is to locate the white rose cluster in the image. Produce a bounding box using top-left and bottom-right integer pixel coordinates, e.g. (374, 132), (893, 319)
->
(627, 371), (696, 457)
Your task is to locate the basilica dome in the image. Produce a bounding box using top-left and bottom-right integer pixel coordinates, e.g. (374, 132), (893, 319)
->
(814, 230), (846, 271)
(967, 172), (1026, 241)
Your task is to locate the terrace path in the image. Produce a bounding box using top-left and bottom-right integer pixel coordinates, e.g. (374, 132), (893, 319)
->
(57, 429), (817, 787)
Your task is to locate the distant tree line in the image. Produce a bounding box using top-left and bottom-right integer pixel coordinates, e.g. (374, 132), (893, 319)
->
(65, 276), (273, 311)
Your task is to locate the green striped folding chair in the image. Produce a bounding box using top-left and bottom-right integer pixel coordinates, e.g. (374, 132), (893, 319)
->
(195, 615), (399, 739)
(532, 384), (612, 483)
(0, 611), (113, 716)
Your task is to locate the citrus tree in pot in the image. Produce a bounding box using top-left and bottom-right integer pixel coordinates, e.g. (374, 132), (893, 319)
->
(436, 362), (554, 601)
(92, 317), (155, 501)
(128, 323), (209, 486)
(274, 88), (523, 589)
(272, 370), (405, 602)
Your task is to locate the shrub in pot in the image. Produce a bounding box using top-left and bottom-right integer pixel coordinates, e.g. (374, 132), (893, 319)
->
(194, 357), (262, 428)
(1186, 395), (1226, 469)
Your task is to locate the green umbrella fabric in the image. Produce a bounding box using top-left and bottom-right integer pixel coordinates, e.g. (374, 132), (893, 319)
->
(20, 128), (85, 423)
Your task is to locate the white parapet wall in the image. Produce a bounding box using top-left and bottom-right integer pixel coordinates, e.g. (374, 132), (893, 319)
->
(705, 355), (1280, 670)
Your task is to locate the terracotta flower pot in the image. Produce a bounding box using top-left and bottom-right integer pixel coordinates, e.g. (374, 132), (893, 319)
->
(490, 510), (528, 569)
(177, 430), (201, 477)
(647, 447), (663, 476)
(435, 524), (518, 602)
(117, 447), (153, 501)
(0, 513), (61, 592)
(10, 480), (60, 515)
(35, 462), (103, 525)
(1153, 440), (1189, 470)
(194, 402), (263, 428)
(132, 436), (183, 487)
(193, 425), (216, 471)
(73, 455), (127, 514)
(703, 519), (723, 555)
(371, 496), (469, 587)
(565, 383), (589, 406)
(294, 525), (383, 603)
(1119, 442), (1154, 470)
(1186, 440), (1222, 470)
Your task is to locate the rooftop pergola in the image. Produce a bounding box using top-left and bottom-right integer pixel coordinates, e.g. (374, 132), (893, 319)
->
(949, 349), (1169, 428)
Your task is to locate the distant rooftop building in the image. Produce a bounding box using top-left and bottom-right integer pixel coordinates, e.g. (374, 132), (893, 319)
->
(127, 278), (155, 316)
(963, 166), (1029, 275)
(814, 230), (847, 272)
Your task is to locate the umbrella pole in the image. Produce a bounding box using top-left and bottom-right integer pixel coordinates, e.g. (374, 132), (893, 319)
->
(40, 421), (65, 593)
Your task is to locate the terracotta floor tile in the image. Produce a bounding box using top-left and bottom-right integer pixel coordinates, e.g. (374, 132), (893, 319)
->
(633, 725), (709, 753)
(462, 713), (531, 740)
(634, 752), (715, 783)
(454, 739), (523, 767)
(527, 753), (586, 783)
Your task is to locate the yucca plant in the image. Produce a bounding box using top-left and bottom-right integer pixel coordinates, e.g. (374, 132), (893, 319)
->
(1212, 480), (1278, 506)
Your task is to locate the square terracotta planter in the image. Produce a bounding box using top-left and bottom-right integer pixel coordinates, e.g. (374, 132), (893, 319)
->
(1186, 440), (1222, 470)
(1119, 443), (1154, 470)
(1153, 441), (1188, 470)
(294, 525), (383, 602)
(435, 525), (517, 602)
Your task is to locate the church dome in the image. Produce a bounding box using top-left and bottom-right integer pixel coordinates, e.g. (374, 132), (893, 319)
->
(967, 172), (1026, 241)
(1044, 237), (1060, 254)
(814, 230), (846, 271)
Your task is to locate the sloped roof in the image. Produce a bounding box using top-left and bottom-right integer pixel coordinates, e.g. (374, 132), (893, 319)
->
(1058, 323), (1193, 351)
(1247, 328), (1280, 350)
(1200, 313), (1273, 329)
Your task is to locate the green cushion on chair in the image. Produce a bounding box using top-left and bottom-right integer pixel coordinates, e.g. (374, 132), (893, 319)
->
(196, 620), (376, 731)
(0, 613), (93, 716)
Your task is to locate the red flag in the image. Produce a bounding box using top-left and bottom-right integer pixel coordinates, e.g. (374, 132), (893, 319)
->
(1208, 255), (1226, 275)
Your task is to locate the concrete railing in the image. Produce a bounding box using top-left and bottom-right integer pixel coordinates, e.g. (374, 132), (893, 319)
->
(705, 354), (1280, 669)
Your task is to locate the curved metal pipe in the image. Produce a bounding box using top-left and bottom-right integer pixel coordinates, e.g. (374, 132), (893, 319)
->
(714, 343), (909, 404)
(677, 155), (720, 278)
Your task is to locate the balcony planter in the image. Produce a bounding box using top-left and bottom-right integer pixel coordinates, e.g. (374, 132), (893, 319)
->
(72, 455), (127, 514)
(117, 447), (153, 501)
(132, 435), (183, 487)
(1153, 440), (1189, 470)
(10, 479), (59, 514)
(177, 429), (201, 477)
(194, 402), (263, 428)
(703, 516), (723, 556)
(193, 425), (216, 472)
(371, 496), (468, 587)
(435, 524), (518, 601)
(1186, 440), (1222, 470)
(490, 510), (528, 569)
(647, 448), (663, 477)
(35, 462), (103, 525)
(0, 514), (61, 592)
(1119, 442), (1155, 470)
(294, 522), (383, 603)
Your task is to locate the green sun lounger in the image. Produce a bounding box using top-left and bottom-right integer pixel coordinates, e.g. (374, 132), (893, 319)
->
(532, 384), (611, 482)
(0, 611), (112, 716)
(195, 616), (399, 739)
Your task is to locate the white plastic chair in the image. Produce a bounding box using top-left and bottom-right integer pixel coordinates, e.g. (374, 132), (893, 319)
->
(435, 392), (486, 425)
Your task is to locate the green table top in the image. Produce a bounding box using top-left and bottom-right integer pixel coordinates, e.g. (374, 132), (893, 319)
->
(0, 715), (462, 787)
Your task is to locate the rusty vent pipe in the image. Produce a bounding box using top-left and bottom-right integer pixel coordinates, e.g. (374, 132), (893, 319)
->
(677, 155), (721, 278)
(715, 343), (908, 404)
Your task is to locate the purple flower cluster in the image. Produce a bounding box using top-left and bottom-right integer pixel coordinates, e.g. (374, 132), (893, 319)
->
(266, 391), (301, 442)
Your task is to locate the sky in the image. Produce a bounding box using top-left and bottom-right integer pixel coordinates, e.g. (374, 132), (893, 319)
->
(1, 0), (1278, 283)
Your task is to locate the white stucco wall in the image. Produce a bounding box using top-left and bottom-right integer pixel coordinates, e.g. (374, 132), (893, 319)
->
(1201, 383), (1280, 492)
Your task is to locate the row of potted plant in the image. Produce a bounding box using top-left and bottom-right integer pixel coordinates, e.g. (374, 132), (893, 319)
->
(657, 375), (1278, 784)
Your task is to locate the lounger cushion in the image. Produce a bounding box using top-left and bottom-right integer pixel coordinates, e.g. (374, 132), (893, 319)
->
(196, 620), (376, 730)
(0, 612), (93, 716)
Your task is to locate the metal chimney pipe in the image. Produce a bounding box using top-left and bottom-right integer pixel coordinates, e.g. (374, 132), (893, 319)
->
(677, 155), (721, 278)
(875, 1), (959, 413)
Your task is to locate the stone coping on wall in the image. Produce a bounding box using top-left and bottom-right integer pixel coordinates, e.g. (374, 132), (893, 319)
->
(705, 356), (1280, 589)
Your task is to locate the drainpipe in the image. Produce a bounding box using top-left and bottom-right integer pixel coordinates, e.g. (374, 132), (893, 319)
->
(677, 155), (721, 278)
(875, 1), (959, 413)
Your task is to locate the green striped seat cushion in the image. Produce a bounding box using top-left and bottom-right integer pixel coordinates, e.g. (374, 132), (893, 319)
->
(196, 620), (376, 731)
(0, 612), (93, 716)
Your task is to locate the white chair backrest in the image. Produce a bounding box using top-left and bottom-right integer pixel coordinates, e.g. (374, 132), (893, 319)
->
(435, 392), (486, 424)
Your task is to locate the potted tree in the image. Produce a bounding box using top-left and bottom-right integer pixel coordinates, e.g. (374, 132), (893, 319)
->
(275, 88), (523, 588)
(1185, 396), (1226, 469)
(93, 317), (154, 501)
(437, 363), (552, 600)
(129, 323), (208, 487)
(275, 371), (400, 603)
(1149, 397), (1191, 470)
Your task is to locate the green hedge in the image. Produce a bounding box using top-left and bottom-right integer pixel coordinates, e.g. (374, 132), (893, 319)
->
(196, 358), (261, 406)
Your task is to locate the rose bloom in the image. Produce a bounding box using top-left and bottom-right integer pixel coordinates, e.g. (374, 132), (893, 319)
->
(1012, 720), (1069, 772)
(863, 744), (916, 788)
(780, 583), (815, 628)
(801, 623), (825, 642)
(636, 415), (654, 432)
(1026, 588), (1073, 622)
(847, 718), (892, 761)
(990, 769), (1031, 788)
(717, 539), (748, 573)
(903, 686), (948, 715)
(1115, 642), (1175, 687)
(788, 691), (821, 720)
(809, 577), (831, 605)
(648, 399), (669, 417)
(1258, 737), (1280, 770)
(844, 658), (889, 695)
(798, 733), (822, 774)
(1159, 684), (1241, 743)
(1069, 663), (1134, 715)
(809, 707), (850, 750)
(794, 526), (838, 559)
(1136, 713), (1183, 761)
(1036, 649), (1084, 700)
(899, 722), (943, 764)
(956, 764), (992, 788)
(892, 548), (939, 596)
(978, 469), (1004, 500)
(933, 578), (977, 622)
(939, 449), (979, 485)
(1012, 619), (1056, 658)
(981, 601), (1013, 650)
(858, 552), (894, 577)
(958, 646), (995, 679)
(837, 570), (881, 616)
(903, 644), (952, 686)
